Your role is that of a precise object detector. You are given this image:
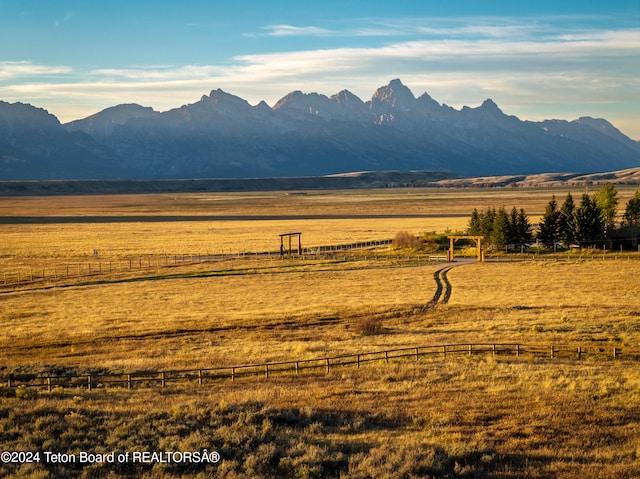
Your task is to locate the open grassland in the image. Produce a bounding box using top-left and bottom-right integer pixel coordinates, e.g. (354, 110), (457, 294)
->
(1, 188), (640, 478)
(2, 358), (640, 478)
(1, 186), (637, 219)
(1, 186), (637, 272)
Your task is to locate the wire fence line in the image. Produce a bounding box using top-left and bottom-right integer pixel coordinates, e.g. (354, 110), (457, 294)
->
(2, 241), (639, 288)
(0, 239), (398, 287)
(3, 343), (639, 393)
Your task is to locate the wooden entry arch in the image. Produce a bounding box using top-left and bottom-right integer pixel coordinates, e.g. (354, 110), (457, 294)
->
(280, 232), (302, 256)
(447, 235), (485, 262)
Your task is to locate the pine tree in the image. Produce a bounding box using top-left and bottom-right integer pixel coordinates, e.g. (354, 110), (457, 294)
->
(574, 193), (603, 247)
(516, 208), (533, 246)
(559, 193), (577, 246)
(468, 208), (482, 235)
(479, 207), (496, 238)
(539, 195), (562, 247)
(622, 189), (640, 248)
(622, 189), (640, 227)
(508, 206), (519, 248)
(491, 207), (510, 250)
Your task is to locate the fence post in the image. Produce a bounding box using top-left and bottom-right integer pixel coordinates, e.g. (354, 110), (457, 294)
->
(265, 365), (269, 379)
(613, 347), (618, 359)
(516, 344), (520, 358)
(550, 346), (555, 359)
(468, 344), (473, 357)
(577, 346), (582, 359)
(161, 372), (166, 388)
(357, 354), (361, 368)
(442, 345), (446, 359)
(47, 377), (52, 393)
(326, 358), (330, 373)
(385, 351), (389, 364)
(492, 344), (496, 357)
(87, 375), (92, 391)
(231, 368), (235, 381)
(295, 362), (300, 375)
(127, 374), (132, 389)
(415, 347), (419, 361)
(198, 369), (203, 385)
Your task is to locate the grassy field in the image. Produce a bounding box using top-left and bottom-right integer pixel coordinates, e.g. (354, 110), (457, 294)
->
(1, 188), (639, 478)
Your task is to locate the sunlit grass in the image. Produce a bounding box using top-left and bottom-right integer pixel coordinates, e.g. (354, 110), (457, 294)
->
(2, 188), (640, 478)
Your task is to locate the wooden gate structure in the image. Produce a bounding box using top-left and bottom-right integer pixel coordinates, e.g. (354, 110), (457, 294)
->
(447, 235), (485, 262)
(280, 232), (302, 256)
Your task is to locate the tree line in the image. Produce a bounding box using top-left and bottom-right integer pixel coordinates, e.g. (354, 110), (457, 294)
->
(468, 185), (640, 250)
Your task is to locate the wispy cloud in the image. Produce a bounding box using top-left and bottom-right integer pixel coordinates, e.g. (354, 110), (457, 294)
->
(2, 16), (638, 137)
(91, 64), (226, 81)
(0, 61), (72, 80)
(263, 24), (334, 37)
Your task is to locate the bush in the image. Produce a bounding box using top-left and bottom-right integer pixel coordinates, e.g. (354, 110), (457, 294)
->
(392, 232), (422, 250)
(353, 316), (384, 336)
(15, 386), (37, 400)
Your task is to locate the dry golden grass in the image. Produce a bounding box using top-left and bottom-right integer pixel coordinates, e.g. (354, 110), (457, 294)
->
(2, 188), (640, 478)
(1, 186), (637, 218)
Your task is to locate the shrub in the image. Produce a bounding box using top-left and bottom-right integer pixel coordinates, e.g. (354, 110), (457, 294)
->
(353, 316), (384, 336)
(15, 386), (37, 400)
(392, 231), (422, 250)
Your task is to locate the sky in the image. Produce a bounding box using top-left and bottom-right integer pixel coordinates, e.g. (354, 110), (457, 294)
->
(1, 0), (639, 138)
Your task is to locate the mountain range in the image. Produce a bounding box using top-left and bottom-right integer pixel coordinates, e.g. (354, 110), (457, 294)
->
(1, 79), (639, 180)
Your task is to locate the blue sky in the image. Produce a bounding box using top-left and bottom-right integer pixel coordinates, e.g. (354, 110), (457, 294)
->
(1, 0), (639, 138)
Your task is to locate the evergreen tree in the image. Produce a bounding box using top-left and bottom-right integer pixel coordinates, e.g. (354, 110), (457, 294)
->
(468, 208), (482, 235)
(508, 206), (519, 247)
(594, 183), (618, 241)
(622, 189), (640, 248)
(539, 195), (562, 247)
(491, 207), (510, 250)
(516, 208), (533, 246)
(479, 207), (496, 238)
(559, 193), (577, 246)
(622, 189), (640, 227)
(574, 193), (603, 246)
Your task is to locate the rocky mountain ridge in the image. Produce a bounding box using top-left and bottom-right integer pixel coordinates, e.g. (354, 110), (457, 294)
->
(1, 79), (639, 180)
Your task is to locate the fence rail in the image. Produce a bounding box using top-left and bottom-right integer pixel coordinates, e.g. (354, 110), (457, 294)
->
(0, 239), (398, 288)
(3, 247), (639, 289)
(3, 343), (639, 393)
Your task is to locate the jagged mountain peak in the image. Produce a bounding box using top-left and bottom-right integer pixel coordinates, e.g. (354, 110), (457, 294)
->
(198, 89), (252, 113)
(416, 92), (440, 111)
(3, 79), (639, 180)
(480, 98), (500, 110)
(273, 90), (330, 111)
(254, 100), (271, 111)
(371, 78), (416, 110)
(330, 89), (364, 105)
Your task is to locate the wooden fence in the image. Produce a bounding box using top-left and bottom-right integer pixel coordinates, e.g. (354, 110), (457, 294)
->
(3, 343), (639, 393)
(0, 239), (397, 287)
